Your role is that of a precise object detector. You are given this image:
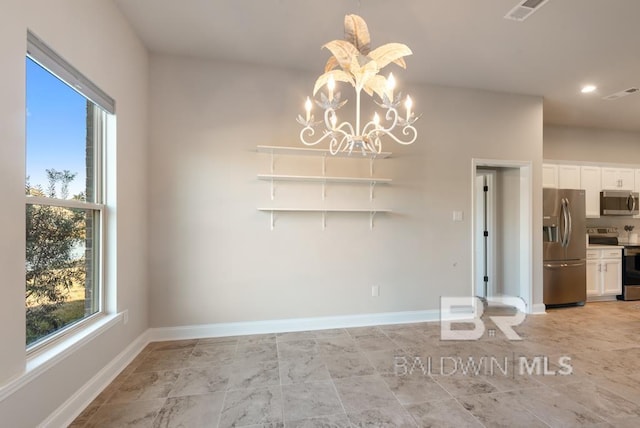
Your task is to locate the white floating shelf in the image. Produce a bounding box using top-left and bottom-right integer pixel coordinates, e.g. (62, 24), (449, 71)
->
(257, 208), (392, 213)
(257, 145), (392, 159)
(257, 207), (391, 230)
(257, 174), (392, 184)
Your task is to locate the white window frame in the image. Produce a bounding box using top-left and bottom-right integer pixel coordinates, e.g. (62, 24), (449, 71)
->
(25, 33), (112, 354)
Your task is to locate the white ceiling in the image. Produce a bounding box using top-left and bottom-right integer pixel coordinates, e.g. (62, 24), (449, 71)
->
(114, 0), (640, 132)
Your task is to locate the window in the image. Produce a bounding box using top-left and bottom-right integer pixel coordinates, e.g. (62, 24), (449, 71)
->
(25, 32), (114, 348)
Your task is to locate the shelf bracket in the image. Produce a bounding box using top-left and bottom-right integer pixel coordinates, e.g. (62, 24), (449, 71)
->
(270, 179), (275, 201)
(270, 210), (275, 231)
(369, 211), (375, 230)
(369, 181), (376, 201)
(322, 211), (326, 231)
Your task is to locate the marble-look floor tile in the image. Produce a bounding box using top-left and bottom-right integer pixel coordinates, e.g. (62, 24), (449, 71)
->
(108, 370), (180, 404)
(279, 353), (331, 384)
(169, 365), (231, 397)
(219, 386), (283, 428)
(323, 352), (376, 379)
(312, 329), (350, 339)
(134, 349), (192, 373)
(187, 343), (237, 368)
(355, 335), (399, 352)
(605, 416), (640, 428)
(146, 339), (198, 352)
(236, 342), (279, 365)
(363, 348), (410, 374)
(277, 331), (316, 342)
(69, 401), (102, 427)
(237, 334), (276, 345)
(504, 386), (607, 426)
(85, 399), (166, 428)
(347, 404), (417, 427)
(152, 392), (225, 427)
(553, 381), (640, 422)
(458, 392), (547, 427)
(389, 332), (440, 351)
(197, 336), (240, 346)
(591, 374), (640, 406)
(317, 337), (359, 355)
(333, 374), (399, 412)
(345, 326), (385, 339)
(282, 380), (343, 421)
(277, 339), (318, 359)
(380, 372), (449, 405)
(405, 398), (483, 428)
(431, 375), (499, 397)
(227, 359), (280, 390)
(285, 413), (351, 428)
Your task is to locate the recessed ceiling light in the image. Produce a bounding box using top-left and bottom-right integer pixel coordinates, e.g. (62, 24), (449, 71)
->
(581, 85), (597, 94)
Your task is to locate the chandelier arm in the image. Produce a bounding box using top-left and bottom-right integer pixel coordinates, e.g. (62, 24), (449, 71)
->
(300, 126), (336, 147)
(368, 124), (418, 146)
(332, 120), (355, 136)
(330, 134), (352, 155)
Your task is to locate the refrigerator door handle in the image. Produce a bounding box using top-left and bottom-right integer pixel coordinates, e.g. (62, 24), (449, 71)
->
(544, 261), (586, 268)
(565, 198), (572, 247)
(560, 198), (569, 247)
(559, 199), (565, 246)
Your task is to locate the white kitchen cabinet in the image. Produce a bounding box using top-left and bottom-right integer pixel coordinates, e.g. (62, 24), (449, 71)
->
(542, 164), (558, 188)
(601, 167), (635, 191)
(580, 166), (601, 218)
(586, 248), (622, 300)
(557, 165), (581, 189)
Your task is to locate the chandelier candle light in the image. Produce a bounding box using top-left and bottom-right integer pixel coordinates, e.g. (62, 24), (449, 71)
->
(298, 14), (419, 156)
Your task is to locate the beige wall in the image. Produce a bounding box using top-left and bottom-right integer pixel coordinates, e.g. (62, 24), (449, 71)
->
(544, 125), (640, 164)
(0, 0), (148, 426)
(148, 54), (544, 327)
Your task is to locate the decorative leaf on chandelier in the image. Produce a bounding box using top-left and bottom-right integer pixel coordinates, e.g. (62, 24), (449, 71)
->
(316, 15), (412, 99)
(299, 14), (419, 155)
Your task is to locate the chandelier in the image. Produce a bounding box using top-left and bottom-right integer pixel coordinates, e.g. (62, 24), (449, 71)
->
(298, 14), (419, 156)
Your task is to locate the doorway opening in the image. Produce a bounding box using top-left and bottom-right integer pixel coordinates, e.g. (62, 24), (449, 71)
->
(472, 160), (533, 312)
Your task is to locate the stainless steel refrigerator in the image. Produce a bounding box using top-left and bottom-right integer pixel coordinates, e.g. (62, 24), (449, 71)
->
(543, 188), (587, 306)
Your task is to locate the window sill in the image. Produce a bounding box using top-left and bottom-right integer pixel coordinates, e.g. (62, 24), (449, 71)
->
(0, 312), (123, 402)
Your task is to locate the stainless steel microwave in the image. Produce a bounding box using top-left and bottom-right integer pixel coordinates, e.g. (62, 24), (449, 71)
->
(600, 190), (639, 216)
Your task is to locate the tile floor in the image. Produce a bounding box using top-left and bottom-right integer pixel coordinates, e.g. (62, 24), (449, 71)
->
(70, 301), (640, 427)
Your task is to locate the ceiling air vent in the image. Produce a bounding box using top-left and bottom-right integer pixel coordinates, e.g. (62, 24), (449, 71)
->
(504, 0), (551, 21)
(603, 87), (640, 101)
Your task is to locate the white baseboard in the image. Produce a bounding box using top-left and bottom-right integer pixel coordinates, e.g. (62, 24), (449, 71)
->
(39, 330), (151, 428)
(531, 303), (546, 314)
(149, 309), (442, 342)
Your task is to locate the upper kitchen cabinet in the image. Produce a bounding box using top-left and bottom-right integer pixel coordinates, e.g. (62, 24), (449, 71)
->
(542, 163), (581, 189)
(581, 166), (601, 218)
(601, 167), (635, 190)
(557, 165), (581, 189)
(542, 164), (558, 188)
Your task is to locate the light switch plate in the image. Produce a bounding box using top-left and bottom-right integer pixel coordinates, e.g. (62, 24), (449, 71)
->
(453, 210), (463, 222)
